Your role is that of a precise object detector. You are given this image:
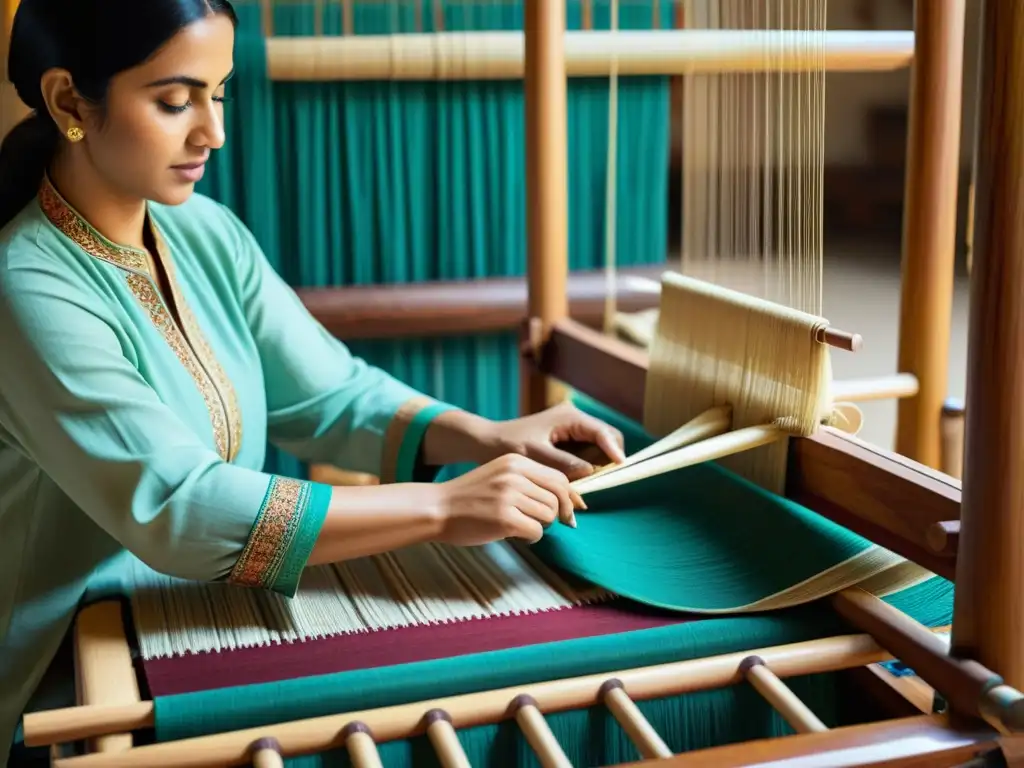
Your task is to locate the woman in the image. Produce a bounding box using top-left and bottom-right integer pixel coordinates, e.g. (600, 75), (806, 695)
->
(0, 1), (626, 762)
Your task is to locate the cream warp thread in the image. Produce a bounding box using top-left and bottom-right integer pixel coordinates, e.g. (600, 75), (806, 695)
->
(643, 271), (832, 493)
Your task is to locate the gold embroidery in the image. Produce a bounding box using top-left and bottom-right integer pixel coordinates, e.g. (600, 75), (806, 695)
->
(38, 177), (242, 462)
(38, 180), (149, 272)
(154, 229), (244, 459)
(228, 476), (307, 588)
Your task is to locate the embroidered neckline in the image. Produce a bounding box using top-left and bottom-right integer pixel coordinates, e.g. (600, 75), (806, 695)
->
(38, 176), (154, 274)
(37, 175), (243, 463)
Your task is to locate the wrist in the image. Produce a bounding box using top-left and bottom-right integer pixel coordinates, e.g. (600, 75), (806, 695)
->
(421, 408), (501, 466)
(308, 483), (447, 565)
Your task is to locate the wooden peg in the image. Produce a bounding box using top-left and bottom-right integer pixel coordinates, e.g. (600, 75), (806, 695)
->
(599, 679), (673, 758)
(424, 709), (471, 768)
(818, 327), (863, 352)
(248, 738), (284, 768)
(341, 722), (383, 768)
(511, 695), (572, 768)
(927, 520), (960, 556)
(740, 656), (829, 734)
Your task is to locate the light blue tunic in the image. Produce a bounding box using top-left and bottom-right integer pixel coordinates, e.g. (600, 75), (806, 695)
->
(0, 178), (454, 764)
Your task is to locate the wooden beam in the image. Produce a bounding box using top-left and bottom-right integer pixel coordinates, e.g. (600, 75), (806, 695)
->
(787, 430), (960, 582)
(297, 266), (663, 341)
(617, 715), (996, 768)
(531, 318), (961, 578)
(263, 30), (917, 82)
(951, 0), (1024, 694)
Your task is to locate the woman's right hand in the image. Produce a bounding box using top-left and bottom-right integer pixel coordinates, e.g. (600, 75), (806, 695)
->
(430, 454), (585, 546)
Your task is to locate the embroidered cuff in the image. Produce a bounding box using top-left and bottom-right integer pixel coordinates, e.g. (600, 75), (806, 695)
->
(379, 397), (457, 484)
(228, 476), (332, 597)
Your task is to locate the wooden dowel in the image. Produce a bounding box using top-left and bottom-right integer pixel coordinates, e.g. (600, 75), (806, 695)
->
(577, 405), (731, 487)
(424, 710), (470, 768)
(39, 633), (904, 765)
(265, 30), (915, 81)
(512, 695), (572, 768)
(74, 602), (142, 754)
(740, 657), (829, 734)
(248, 738), (284, 768)
(600, 679), (673, 759)
(831, 373), (919, 403)
(342, 722), (383, 768)
(572, 423), (783, 495)
(819, 327), (863, 352)
(831, 589), (1024, 733)
(926, 520), (960, 557)
(941, 397), (965, 480)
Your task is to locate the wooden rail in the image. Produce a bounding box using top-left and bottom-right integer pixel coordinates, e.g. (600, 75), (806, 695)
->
(297, 266), (664, 341)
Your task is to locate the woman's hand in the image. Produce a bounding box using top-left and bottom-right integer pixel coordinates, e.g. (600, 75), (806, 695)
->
(308, 454), (583, 566)
(430, 453), (585, 544)
(477, 401), (627, 481)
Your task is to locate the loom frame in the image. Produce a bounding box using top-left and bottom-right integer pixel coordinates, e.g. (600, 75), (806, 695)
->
(2, 0), (1003, 766)
(514, 0), (1020, 765)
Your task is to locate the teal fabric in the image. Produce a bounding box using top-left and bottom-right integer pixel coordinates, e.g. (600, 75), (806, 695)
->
(531, 393), (952, 613)
(274, 481), (336, 597)
(198, 2), (673, 477)
(535, 466), (901, 612)
(395, 401), (459, 482)
(0, 182), (453, 765)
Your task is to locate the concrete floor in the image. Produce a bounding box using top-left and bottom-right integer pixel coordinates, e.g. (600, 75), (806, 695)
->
(819, 245), (970, 451)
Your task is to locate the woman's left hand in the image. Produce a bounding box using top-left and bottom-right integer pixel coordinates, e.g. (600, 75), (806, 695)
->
(479, 401), (627, 481)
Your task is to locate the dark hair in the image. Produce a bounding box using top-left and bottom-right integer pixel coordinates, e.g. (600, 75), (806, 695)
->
(0, 0), (238, 229)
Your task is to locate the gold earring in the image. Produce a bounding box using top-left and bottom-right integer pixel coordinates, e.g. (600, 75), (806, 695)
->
(66, 126), (85, 143)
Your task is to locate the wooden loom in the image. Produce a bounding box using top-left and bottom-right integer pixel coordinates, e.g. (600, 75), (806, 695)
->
(7, 2), (1010, 768)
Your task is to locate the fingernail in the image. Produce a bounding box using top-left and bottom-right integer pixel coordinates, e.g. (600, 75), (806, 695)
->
(568, 511), (578, 528)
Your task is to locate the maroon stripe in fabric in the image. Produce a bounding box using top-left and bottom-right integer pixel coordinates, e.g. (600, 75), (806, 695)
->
(142, 599), (693, 696)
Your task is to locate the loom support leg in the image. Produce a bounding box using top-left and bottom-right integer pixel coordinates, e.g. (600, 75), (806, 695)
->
(521, 0), (569, 415)
(894, 0), (965, 468)
(952, 0), (1024, 709)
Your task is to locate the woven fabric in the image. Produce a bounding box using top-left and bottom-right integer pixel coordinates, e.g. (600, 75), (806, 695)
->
(534, 394), (941, 612)
(151, 395), (953, 766)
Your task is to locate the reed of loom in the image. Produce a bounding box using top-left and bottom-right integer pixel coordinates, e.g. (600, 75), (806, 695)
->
(7, 2), (1009, 766)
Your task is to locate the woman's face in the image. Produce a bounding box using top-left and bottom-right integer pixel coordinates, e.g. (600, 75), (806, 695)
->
(77, 13), (236, 206)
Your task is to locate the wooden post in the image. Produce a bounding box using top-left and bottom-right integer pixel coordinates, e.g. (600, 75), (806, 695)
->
(951, 0), (1024, 693)
(521, 0), (569, 415)
(2, 0), (16, 33)
(893, 0), (966, 468)
(1, 0), (29, 141)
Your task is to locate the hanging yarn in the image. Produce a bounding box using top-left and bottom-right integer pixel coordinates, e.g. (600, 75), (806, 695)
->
(643, 271), (834, 493)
